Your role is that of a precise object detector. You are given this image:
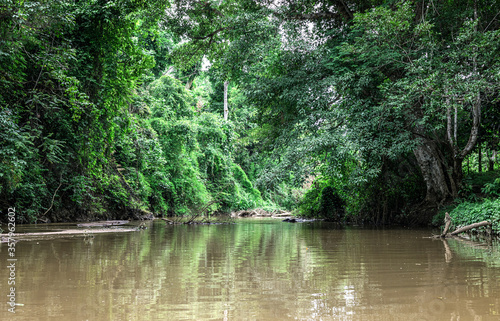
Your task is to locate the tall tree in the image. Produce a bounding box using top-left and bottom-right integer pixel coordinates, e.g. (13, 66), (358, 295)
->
(334, 2), (500, 205)
(166, 0), (500, 218)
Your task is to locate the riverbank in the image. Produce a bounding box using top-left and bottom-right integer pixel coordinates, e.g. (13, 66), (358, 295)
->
(433, 171), (500, 235)
(2, 170), (498, 235)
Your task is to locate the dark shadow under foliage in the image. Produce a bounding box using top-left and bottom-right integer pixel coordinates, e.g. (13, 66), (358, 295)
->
(318, 186), (345, 222)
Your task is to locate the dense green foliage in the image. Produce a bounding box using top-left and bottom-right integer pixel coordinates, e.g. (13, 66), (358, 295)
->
(1, 0), (499, 225)
(450, 199), (500, 234)
(432, 170), (500, 232)
(165, 0), (500, 224)
(0, 0), (268, 222)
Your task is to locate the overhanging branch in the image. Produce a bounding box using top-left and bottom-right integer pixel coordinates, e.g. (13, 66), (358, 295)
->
(287, 12), (338, 20)
(189, 26), (228, 40)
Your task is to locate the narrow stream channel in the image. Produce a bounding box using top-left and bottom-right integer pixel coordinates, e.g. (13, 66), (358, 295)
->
(1, 219), (499, 320)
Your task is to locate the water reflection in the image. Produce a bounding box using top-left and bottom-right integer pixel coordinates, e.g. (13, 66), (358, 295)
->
(0, 220), (499, 320)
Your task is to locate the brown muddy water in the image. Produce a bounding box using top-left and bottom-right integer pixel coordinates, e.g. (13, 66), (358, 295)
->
(1, 219), (500, 320)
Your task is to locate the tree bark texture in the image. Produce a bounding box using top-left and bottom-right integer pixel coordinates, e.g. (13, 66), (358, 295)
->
(413, 141), (453, 203)
(441, 212), (452, 237)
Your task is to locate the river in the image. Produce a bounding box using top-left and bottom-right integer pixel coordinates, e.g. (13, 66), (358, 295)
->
(1, 219), (500, 320)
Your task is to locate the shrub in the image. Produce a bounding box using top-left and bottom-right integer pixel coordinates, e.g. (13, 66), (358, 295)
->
(449, 198), (500, 234)
(318, 186), (345, 221)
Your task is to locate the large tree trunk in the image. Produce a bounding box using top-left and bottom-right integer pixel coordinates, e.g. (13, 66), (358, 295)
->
(451, 157), (463, 197)
(414, 141), (452, 204)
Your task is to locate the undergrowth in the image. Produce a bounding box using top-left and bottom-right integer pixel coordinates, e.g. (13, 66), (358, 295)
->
(433, 170), (500, 233)
(449, 198), (500, 234)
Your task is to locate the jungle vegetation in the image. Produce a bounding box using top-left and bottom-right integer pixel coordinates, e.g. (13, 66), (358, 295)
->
(0, 0), (499, 225)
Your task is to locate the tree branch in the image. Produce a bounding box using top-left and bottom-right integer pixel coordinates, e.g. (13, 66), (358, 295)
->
(42, 179), (62, 217)
(450, 221), (491, 236)
(287, 12), (338, 20)
(189, 27), (228, 40)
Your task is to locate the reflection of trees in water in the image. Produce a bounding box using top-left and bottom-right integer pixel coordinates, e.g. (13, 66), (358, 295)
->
(436, 237), (500, 320)
(3, 223), (500, 320)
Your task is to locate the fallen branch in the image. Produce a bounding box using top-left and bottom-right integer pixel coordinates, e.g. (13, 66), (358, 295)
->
(161, 218), (175, 224)
(185, 199), (223, 224)
(272, 212), (292, 217)
(440, 212), (452, 237)
(450, 221), (491, 236)
(77, 220), (129, 228)
(433, 212), (492, 238)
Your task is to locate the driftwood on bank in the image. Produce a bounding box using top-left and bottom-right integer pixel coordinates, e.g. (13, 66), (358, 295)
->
(272, 212), (293, 217)
(449, 221), (492, 235)
(77, 220), (129, 228)
(437, 212), (492, 238)
(231, 208), (291, 218)
(162, 199), (233, 225)
(441, 212), (452, 237)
